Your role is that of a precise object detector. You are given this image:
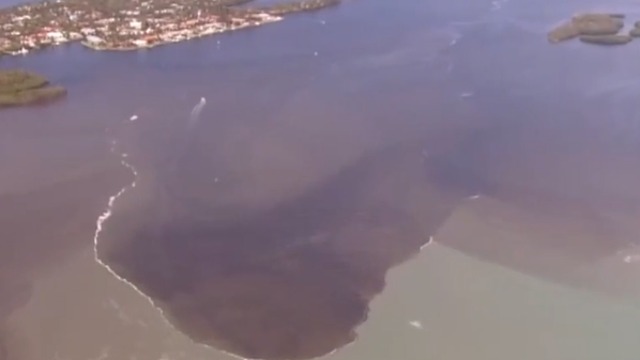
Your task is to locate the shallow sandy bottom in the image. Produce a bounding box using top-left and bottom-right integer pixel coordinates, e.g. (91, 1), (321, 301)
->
(327, 197), (640, 360)
(6, 195), (640, 360)
(327, 246), (640, 360)
(4, 248), (226, 360)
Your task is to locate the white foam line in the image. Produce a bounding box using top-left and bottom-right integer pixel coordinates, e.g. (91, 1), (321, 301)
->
(188, 97), (207, 129)
(420, 236), (435, 251)
(92, 119), (253, 360)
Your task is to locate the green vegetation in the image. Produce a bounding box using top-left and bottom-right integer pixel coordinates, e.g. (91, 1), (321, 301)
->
(0, 0), (341, 55)
(547, 22), (581, 43)
(0, 70), (66, 108)
(579, 34), (632, 45)
(0, 70), (48, 92)
(548, 12), (640, 46)
(573, 14), (623, 35)
(262, 0), (340, 16)
(548, 13), (624, 43)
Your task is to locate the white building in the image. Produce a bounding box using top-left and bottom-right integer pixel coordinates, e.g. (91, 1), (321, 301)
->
(46, 31), (66, 42)
(80, 27), (95, 35)
(86, 35), (104, 44)
(132, 39), (148, 47)
(130, 19), (143, 30)
(12, 14), (31, 21)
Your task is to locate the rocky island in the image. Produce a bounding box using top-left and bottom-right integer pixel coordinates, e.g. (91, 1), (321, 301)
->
(0, 0), (340, 55)
(548, 12), (640, 46)
(0, 70), (66, 108)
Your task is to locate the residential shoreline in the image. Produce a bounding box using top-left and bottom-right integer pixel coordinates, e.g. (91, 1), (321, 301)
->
(0, 0), (339, 56)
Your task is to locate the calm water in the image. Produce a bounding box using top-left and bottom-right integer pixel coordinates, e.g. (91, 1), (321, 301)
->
(2, 0), (640, 358)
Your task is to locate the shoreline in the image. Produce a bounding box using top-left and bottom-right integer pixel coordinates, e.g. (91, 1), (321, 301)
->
(80, 15), (283, 52)
(0, 0), (339, 57)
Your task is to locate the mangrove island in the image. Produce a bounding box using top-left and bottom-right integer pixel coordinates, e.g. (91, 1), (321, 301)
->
(548, 12), (640, 46)
(0, 70), (66, 107)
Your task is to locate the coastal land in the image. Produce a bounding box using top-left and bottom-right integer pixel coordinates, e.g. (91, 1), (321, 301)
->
(548, 12), (640, 45)
(0, 0), (339, 55)
(0, 70), (66, 107)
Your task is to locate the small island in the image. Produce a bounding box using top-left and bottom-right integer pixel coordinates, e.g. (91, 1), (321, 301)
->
(0, 70), (66, 108)
(548, 12), (640, 46)
(0, 0), (340, 56)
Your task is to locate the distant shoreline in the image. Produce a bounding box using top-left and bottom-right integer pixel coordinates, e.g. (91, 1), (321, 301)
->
(0, 0), (339, 57)
(80, 14), (283, 52)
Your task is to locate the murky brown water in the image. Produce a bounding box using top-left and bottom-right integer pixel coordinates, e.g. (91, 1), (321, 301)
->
(2, 0), (640, 358)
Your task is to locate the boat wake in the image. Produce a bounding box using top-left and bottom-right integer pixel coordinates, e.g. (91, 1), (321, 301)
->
(188, 97), (207, 130)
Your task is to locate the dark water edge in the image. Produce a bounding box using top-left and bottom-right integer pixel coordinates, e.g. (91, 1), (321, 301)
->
(97, 12), (640, 360)
(2, 0), (640, 358)
(97, 142), (477, 359)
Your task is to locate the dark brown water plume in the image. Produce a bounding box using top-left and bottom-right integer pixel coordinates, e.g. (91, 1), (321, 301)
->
(97, 142), (475, 360)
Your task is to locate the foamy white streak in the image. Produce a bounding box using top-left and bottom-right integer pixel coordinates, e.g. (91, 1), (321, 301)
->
(420, 236), (435, 251)
(408, 320), (424, 330)
(188, 97), (207, 129)
(92, 117), (253, 360)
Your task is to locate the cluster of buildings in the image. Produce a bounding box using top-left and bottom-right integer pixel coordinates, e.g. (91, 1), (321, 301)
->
(0, 0), (338, 55)
(80, 11), (283, 51)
